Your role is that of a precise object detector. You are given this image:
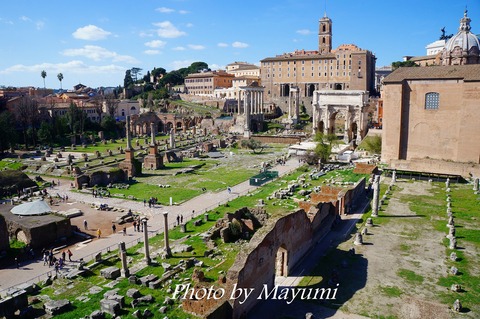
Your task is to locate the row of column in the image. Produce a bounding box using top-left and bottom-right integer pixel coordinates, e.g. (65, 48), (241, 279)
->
(240, 89), (263, 115)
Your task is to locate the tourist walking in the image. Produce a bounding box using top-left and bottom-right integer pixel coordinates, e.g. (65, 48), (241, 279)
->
(83, 219), (88, 230)
(67, 249), (73, 262)
(112, 224), (116, 234)
(97, 229), (102, 239)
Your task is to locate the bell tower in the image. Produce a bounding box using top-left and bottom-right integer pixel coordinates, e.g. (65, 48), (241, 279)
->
(319, 13), (332, 54)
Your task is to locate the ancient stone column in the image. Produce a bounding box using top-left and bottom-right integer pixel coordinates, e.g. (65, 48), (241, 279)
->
(445, 178), (450, 189)
(473, 178), (479, 191)
(169, 128), (175, 149)
(163, 212), (172, 258)
(371, 175), (380, 217)
(118, 242), (130, 277)
(150, 122), (156, 145)
(142, 219), (151, 264)
(392, 170), (397, 183)
(126, 115), (132, 150)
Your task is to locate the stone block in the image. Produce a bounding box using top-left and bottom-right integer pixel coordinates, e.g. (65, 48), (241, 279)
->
(100, 299), (121, 317)
(100, 266), (121, 279)
(126, 289), (141, 299)
(139, 274), (158, 287)
(44, 299), (71, 315)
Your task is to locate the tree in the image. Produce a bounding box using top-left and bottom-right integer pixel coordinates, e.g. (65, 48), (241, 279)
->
(391, 60), (419, 70)
(91, 95), (104, 122)
(314, 132), (338, 163)
(130, 67), (142, 82)
(241, 139), (265, 154)
(104, 93), (119, 117)
(0, 111), (18, 152)
(123, 70), (134, 89)
(360, 135), (382, 154)
(41, 70), (47, 90)
(37, 122), (53, 145)
(57, 73), (64, 90)
(14, 96), (39, 149)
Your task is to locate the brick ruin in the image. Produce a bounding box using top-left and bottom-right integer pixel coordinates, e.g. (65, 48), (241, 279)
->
(182, 178), (368, 318)
(182, 202), (337, 318)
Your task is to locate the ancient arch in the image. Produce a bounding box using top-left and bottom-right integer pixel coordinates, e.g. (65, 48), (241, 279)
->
(308, 84), (316, 97)
(16, 229), (28, 244)
(312, 90), (369, 144)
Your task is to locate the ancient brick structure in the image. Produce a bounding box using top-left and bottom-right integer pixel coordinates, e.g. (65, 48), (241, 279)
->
(0, 214), (9, 252)
(143, 122), (164, 170)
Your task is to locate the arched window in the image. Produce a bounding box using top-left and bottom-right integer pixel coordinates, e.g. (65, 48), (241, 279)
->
(425, 92), (439, 109)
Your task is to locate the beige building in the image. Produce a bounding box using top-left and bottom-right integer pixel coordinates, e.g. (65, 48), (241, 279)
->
(260, 14), (376, 114)
(381, 65), (480, 177)
(184, 70), (234, 96)
(226, 62), (260, 78)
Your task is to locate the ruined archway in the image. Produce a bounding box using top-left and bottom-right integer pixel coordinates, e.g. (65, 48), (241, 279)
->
(16, 229), (28, 244)
(350, 122), (358, 142)
(275, 244), (289, 277)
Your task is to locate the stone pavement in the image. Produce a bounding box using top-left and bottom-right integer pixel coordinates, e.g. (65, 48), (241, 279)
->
(0, 157), (301, 295)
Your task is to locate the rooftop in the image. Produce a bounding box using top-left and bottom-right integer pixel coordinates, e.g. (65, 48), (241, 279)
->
(383, 64), (480, 83)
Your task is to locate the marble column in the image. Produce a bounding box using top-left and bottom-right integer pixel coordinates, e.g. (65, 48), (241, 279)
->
(118, 241), (130, 277)
(163, 212), (172, 258)
(142, 219), (151, 264)
(126, 115), (132, 150)
(392, 170), (397, 183)
(372, 175), (380, 217)
(150, 122), (156, 145)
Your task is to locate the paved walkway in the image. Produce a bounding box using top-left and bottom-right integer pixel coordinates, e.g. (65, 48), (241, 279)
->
(0, 158), (302, 295)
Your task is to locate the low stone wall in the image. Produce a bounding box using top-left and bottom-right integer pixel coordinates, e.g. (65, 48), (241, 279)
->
(250, 135), (304, 145)
(307, 178), (367, 215)
(226, 202), (337, 318)
(389, 158), (480, 178)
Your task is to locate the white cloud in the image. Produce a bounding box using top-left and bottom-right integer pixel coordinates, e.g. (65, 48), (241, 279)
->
(0, 18), (13, 25)
(209, 64), (224, 70)
(61, 45), (138, 63)
(73, 25), (112, 41)
(296, 29), (312, 35)
(0, 60), (125, 74)
(217, 42), (228, 47)
(156, 7), (175, 13)
(170, 60), (194, 70)
(173, 46), (186, 51)
(144, 40), (166, 48)
(20, 16), (31, 22)
(139, 31), (154, 38)
(179, 10), (189, 14)
(185, 23), (194, 28)
(144, 50), (161, 55)
(36, 21), (45, 30)
(232, 41), (249, 48)
(188, 44), (205, 50)
(153, 21), (186, 38)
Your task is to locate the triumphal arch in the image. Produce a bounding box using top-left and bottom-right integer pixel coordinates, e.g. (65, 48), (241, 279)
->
(312, 90), (369, 144)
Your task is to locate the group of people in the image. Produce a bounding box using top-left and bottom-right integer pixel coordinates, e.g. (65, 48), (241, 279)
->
(41, 248), (73, 273)
(144, 197), (159, 208)
(176, 214), (184, 226)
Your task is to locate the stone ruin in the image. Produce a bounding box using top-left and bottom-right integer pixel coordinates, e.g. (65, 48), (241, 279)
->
(203, 207), (269, 244)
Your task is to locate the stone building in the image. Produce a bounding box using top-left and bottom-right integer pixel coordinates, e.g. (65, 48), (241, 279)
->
(0, 214), (9, 253)
(0, 207), (72, 249)
(184, 70), (235, 96)
(381, 64), (480, 177)
(260, 13), (376, 115)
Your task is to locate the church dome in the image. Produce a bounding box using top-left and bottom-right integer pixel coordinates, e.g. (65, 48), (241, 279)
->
(443, 11), (480, 65)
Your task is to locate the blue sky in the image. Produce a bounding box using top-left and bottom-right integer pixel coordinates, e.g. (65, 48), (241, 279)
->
(0, 0), (478, 89)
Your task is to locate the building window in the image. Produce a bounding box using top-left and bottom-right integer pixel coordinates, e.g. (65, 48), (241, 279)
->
(425, 92), (439, 109)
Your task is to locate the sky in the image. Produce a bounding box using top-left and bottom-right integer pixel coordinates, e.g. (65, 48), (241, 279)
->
(0, 0), (478, 89)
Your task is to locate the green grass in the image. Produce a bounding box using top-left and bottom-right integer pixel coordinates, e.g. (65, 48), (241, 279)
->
(380, 285), (404, 298)
(397, 269), (424, 283)
(0, 159), (24, 170)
